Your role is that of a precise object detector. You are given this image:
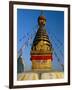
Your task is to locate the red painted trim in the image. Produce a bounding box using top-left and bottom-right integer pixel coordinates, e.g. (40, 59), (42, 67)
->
(31, 55), (52, 60)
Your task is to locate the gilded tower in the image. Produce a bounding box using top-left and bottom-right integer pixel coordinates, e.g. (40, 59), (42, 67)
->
(30, 15), (52, 71)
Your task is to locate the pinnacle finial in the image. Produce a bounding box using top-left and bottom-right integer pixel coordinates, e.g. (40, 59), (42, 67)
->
(38, 15), (46, 26)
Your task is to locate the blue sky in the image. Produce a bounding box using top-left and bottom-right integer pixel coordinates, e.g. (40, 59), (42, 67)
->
(17, 9), (64, 71)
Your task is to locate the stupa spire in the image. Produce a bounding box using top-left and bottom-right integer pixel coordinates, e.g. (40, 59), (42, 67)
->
(30, 15), (52, 71)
